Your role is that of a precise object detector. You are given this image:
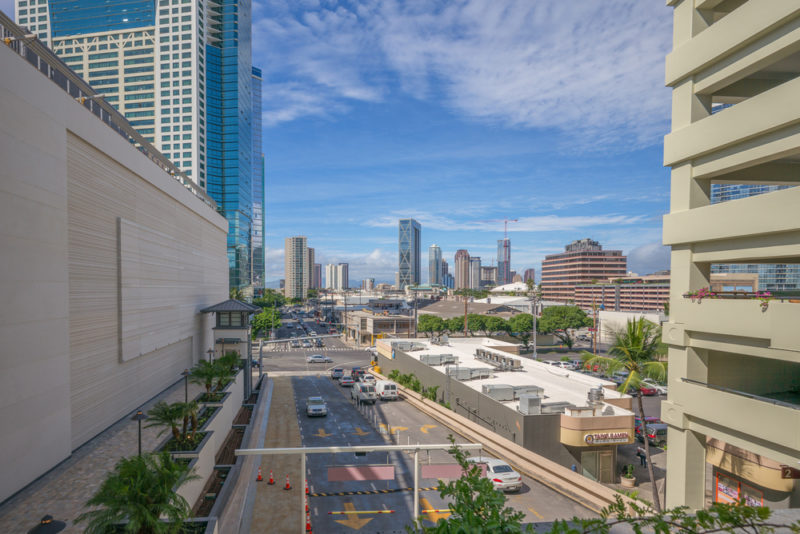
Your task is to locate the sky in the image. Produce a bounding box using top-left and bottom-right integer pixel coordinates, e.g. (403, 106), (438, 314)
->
(0, 0), (675, 285)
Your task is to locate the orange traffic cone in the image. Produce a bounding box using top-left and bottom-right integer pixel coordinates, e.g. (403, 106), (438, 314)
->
(305, 481), (309, 495)
(306, 511), (312, 533)
(257, 466), (263, 482)
(305, 496), (309, 513)
(267, 470), (275, 485)
(284, 474), (292, 490)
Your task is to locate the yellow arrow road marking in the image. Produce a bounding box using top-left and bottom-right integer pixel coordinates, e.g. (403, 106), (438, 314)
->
(420, 424), (437, 434)
(314, 428), (332, 438)
(333, 502), (374, 530)
(353, 427), (370, 436)
(528, 507), (544, 520)
(420, 497), (450, 523)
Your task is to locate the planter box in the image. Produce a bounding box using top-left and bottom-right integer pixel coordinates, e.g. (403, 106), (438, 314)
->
(195, 391), (231, 406)
(158, 430), (213, 459)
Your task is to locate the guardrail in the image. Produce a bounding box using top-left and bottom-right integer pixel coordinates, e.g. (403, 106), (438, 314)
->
(0, 10), (216, 210)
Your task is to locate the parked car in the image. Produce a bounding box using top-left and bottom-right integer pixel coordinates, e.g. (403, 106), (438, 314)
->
(465, 457), (523, 492)
(360, 374), (376, 384)
(306, 354), (332, 363)
(544, 360), (572, 370)
(634, 416), (662, 434)
(641, 379), (667, 395)
(639, 384), (658, 396)
(351, 366), (365, 380)
(637, 423), (668, 448)
(306, 396), (328, 417)
(339, 375), (355, 387)
(376, 380), (398, 401)
(330, 368), (344, 380)
(351, 382), (377, 404)
(309, 331), (317, 336)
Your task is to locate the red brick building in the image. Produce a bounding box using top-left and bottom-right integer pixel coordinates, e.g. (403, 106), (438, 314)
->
(540, 239), (627, 303)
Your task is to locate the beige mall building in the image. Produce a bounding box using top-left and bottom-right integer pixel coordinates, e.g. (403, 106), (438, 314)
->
(0, 29), (227, 503)
(663, 0), (800, 509)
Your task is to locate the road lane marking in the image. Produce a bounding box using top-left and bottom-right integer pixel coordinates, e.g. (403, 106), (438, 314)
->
(352, 427), (370, 436)
(332, 503), (375, 530)
(528, 507), (544, 520)
(420, 424), (437, 434)
(420, 497), (451, 523)
(314, 428), (332, 438)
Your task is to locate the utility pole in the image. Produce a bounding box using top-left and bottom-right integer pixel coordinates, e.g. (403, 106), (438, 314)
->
(463, 295), (468, 337)
(413, 288), (419, 338)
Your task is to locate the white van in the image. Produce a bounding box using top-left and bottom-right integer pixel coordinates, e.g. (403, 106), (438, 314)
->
(375, 380), (398, 401)
(351, 382), (377, 404)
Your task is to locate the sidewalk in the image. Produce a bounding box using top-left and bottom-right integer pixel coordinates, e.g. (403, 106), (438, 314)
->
(0, 379), (205, 533)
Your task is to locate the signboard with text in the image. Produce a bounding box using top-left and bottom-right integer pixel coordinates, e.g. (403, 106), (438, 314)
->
(583, 432), (630, 445)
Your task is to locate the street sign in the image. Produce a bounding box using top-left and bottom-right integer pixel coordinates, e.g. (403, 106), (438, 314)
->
(587, 327), (597, 332)
(781, 466), (800, 479)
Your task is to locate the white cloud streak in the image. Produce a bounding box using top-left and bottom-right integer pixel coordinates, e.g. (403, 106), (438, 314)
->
(366, 212), (646, 233)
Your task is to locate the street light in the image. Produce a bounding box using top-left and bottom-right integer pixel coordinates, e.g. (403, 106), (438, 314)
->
(529, 286), (541, 360)
(206, 348), (216, 363)
(27, 515), (65, 534)
(131, 409), (148, 456)
(181, 369), (190, 403)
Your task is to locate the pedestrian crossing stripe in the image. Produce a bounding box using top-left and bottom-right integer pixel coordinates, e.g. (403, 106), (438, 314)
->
(262, 347), (358, 352)
(309, 487), (438, 497)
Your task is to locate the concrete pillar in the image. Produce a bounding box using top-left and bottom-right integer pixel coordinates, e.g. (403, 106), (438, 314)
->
(666, 427), (706, 510)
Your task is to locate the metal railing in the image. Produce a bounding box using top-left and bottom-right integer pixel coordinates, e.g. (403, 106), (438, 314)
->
(0, 10), (217, 210)
(681, 378), (800, 411)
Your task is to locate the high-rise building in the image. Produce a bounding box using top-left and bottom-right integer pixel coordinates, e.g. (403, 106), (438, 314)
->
(284, 236), (308, 299)
(362, 278), (375, 290)
(306, 247), (315, 290)
(662, 1), (800, 510)
(338, 263), (349, 290)
(15, 0), (260, 290)
(442, 260), (449, 277)
(324, 263), (349, 291)
(469, 257), (482, 290)
(710, 184), (800, 292)
(540, 239), (626, 303)
(398, 218), (421, 288)
(428, 244), (442, 285)
(312, 263), (322, 290)
(454, 249), (470, 290)
(251, 67), (265, 290)
(523, 268), (536, 283)
(442, 273), (455, 289)
(497, 238), (512, 285)
(480, 266), (498, 287)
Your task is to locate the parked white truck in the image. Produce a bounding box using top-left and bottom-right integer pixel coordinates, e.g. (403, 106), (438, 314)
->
(351, 382), (377, 404)
(375, 380), (398, 401)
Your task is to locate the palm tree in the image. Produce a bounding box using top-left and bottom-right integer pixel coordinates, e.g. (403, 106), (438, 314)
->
(190, 360), (217, 393)
(177, 401), (199, 442)
(145, 401), (182, 443)
(583, 318), (666, 512)
(75, 452), (197, 534)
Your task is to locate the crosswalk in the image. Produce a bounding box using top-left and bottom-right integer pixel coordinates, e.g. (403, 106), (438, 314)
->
(259, 347), (363, 353)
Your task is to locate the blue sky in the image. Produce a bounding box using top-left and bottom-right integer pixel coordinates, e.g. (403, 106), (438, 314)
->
(0, 0), (675, 284)
(254, 0), (674, 284)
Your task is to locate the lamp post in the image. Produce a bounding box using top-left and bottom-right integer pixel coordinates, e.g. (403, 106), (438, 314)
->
(27, 515), (65, 534)
(206, 348), (215, 363)
(181, 369), (190, 403)
(529, 286), (541, 360)
(131, 410), (148, 456)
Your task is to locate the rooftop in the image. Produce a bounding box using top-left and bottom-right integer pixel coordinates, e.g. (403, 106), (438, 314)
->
(419, 300), (520, 319)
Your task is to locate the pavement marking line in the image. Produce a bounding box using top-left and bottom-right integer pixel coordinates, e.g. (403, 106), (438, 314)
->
(310, 487), (438, 498)
(352, 427), (370, 436)
(420, 497), (451, 523)
(528, 507), (544, 520)
(420, 424), (437, 434)
(331, 502), (375, 530)
(313, 428), (332, 438)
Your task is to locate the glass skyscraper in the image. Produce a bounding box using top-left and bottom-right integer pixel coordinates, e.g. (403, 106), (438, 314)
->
(711, 184), (800, 292)
(251, 66), (265, 291)
(16, 0), (263, 291)
(428, 244), (442, 285)
(497, 238), (511, 286)
(398, 218), (421, 289)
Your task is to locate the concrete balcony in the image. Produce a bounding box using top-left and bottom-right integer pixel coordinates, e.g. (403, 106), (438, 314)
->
(667, 378), (800, 454)
(673, 298), (800, 352)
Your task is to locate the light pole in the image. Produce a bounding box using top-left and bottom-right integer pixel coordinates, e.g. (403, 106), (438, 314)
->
(27, 515), (66, 534)
(131, 409), (148, 456)
(529, 286), (541, 360)
(181, 369), (190, 403)
(206, 348), (215, 363)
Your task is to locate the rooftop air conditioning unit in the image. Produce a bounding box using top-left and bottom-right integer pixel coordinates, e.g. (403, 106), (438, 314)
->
(513, 385), (543, 399)
(482, 384), (514, 402)
(518, 394), (541, 415)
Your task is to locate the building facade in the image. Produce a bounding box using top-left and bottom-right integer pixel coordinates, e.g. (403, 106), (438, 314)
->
(306, 247), (315, 290)
(398, 218), (421, 288)
(284, 236), (308, 299)
(362, 278), (375, 290)
(540, 239), (627, 303)
(428, 244), (442, 285)
(454, 249), (470, 290)
(469, 256), (482, 290)
(497, 238), (512, 286)
(662, 0), (800, 510)
(325, 263), (349, 291)
(0, 35), (228, 502)
(524, 268), (536, 283)
(480, 265), (498, 287)
(312, 263), (322, 290)
(14, 0), (261, 290)
(251, 66), (264, 290)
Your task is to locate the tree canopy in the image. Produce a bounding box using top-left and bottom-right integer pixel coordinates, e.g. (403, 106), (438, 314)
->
(251, 308), (281, 338)
(418, 314), (445, 336)
(538, 306), (592, 348)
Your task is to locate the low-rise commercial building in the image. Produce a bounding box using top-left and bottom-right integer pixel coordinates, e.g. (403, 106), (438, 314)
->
(541, 239), (627, 303)
(376, 338), (635, 482)
(345, 310), (414, 345)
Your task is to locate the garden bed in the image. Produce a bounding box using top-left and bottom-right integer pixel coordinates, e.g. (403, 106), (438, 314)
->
(215, 427), (245, 465)
(233, 405), (252, 425)
(161, 431), (211, 455)
(197, 392), (226, 403)
(191, 468), (229, 518)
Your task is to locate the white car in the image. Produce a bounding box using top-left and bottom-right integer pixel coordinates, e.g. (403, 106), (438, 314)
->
(641, 379), (668, 395)
(306, 396), (328, 417)
(466, 457), (523, 492)
(360, 374), (376, 384)
(306, 354), (332, 363)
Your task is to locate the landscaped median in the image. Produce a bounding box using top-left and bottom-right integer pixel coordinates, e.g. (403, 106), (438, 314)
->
(367, 369), (645, 516)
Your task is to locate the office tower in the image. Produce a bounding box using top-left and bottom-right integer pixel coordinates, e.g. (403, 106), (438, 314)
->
(251, 67), (264, 290)
(443, 273), (455, 289)
(497, 238), (511, 285)
(428, 244), (442, 285)
(710, 184), (800, 292)
(662, 0), (800, 510)
(284, 236), (308, 299)
(540, 239), (626, 303)
(362, 278), (375, 290)
(469, 257), (482, 290)
(398, 218), (421, 288)
(442, 260), (449, 277)
(480, 266), (498, 287)
(454, 249), (470, 290)
(15, 0), (259, 290)
(312, 263), (322, 290)
(523, 268), (536, 283)
(338, 263), (349, 290)
(306, 247), (315, 289)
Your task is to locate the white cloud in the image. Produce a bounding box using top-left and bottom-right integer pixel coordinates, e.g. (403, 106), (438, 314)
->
(254, 0), (672, 146)
(626, 241), (670, 275)
(366, 212), (645, 233)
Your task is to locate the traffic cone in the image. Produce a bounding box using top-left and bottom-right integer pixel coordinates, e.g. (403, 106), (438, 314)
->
(305, 497), (309, 513)
(305, 481), (309, 495)
(267, 470), (275, 485)
(306, 511), (312, 533)
(284, 474), (291, 490)
(257, 466), (263, 482)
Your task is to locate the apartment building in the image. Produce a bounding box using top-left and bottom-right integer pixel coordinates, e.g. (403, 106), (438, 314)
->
(284, 236), (308, 299)
(454, 249), (470, 290)
(398, 218), (421, 288)
(540, 239), (627, 303)
(662, 0), (800, 509)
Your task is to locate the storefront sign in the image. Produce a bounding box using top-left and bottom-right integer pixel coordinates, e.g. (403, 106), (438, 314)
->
(781, 466), (800, 479)
(583, 432), (629, 445)
(715, 473), (764, 506)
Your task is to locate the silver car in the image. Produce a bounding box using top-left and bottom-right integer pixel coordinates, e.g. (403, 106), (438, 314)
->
(306, 354), (332, 363)
(466, 457), (523, 492)
(306, 396), (327, 417)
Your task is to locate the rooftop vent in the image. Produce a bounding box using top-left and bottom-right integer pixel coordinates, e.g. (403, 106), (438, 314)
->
(518, 394), (541, 415)
(482, 384), (514, 401)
